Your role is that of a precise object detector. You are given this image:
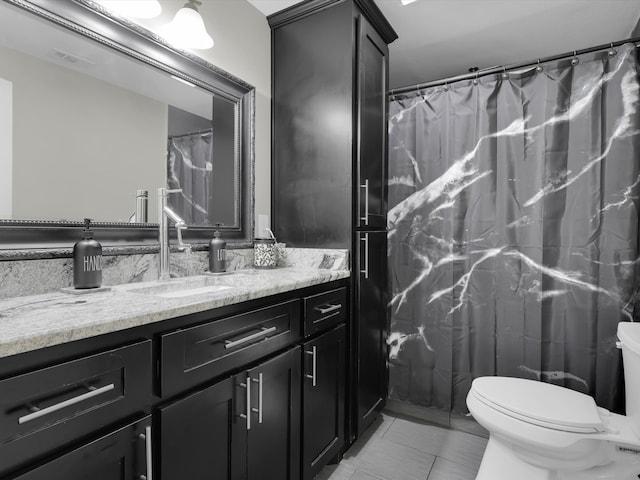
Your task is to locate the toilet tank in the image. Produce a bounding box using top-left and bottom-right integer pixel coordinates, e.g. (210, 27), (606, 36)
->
(618, 322), (640, 437)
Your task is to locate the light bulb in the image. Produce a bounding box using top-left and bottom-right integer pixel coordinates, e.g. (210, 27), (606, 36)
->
(160, 3), (214, 50)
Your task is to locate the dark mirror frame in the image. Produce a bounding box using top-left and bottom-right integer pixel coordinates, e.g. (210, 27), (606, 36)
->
(0, 0), (255, 254)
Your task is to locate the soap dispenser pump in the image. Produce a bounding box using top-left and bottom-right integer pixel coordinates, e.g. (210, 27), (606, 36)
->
(73, 218), (103, 289)
(209, 224), (226, 273)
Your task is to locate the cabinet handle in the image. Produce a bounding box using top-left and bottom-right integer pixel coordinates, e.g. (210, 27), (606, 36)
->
(314, 303), (342, 316)
(360, 179), (369, 226)
(239, 375), (251, 430)
(251, 373), (263, 424)
(305, 346), (317, 387)
(138, 425), (153, 480)
(360, 233), (369, 279)
(225, 326), (277, 349)
(18, 383), (115, 425)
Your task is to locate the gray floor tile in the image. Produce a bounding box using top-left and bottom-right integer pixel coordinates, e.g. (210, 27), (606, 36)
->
(350, 470), (389, 480)
(316, 463), (356, 480)
(450, 413), (489, 439)
(427, 457), (478, 480)
(341, 436), (436, 480)
(383, 417), (487, 471)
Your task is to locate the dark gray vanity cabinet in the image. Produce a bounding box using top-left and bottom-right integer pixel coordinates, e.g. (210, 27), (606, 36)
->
(0, 279), (349, 480)
(270, 0), (396, 444)
(159, 347), (301, 480)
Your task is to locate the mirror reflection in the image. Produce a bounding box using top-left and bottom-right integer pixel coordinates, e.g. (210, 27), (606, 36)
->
(0, 0), (238, 227)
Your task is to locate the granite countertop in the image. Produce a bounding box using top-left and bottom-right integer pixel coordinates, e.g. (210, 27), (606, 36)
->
(0, 268), (350, 359)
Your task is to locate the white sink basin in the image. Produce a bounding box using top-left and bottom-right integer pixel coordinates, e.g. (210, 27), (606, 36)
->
(121, 276), (235, 299)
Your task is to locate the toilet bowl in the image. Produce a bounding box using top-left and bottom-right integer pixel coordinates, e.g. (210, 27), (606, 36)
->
(466, 322), (640, 480)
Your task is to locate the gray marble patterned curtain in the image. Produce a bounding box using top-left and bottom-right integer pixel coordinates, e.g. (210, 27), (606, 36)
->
(167, 130), (213, 225)
(387, 43), (640, 414)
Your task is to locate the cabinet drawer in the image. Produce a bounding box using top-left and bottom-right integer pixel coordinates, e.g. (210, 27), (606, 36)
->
(303, 287), (347, 336)
(160, 300), (301, 397)
(0, 340), (151, 477)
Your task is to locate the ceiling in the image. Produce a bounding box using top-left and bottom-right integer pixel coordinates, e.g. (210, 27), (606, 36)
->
(247, 0), (640, 90)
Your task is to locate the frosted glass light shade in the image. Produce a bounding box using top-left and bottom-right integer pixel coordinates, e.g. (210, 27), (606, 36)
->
(160, 4), (214, 50)
(97, 1), (162, 19)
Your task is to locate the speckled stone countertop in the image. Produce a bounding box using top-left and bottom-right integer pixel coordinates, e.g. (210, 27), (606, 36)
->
(0, 268), (350, 359)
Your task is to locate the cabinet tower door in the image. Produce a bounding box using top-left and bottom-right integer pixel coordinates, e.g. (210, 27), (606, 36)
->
(356, 230), (388, 435)
(357, 15), (389, 229)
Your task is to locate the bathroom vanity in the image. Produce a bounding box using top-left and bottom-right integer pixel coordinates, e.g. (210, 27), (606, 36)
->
(0, 269), (349, 479)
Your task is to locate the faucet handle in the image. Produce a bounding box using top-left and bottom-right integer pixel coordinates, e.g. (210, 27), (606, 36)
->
(166, 189), (183, 194)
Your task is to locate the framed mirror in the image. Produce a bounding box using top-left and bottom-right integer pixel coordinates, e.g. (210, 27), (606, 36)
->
(0, 0), (254, 252)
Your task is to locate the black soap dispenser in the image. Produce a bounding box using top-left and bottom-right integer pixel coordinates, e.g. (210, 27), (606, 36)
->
(73, 218), (103, 289)
(209, 224), (227, 273)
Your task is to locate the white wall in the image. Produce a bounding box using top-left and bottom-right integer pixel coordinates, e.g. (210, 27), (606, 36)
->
(0, 78), (11, 219)
(139, 0), (272, 234)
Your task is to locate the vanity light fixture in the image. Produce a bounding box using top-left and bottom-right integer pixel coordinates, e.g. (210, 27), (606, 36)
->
(159, 0), (214, 50)
(400, 0), (418, 5)
(96, 0), (162, 19)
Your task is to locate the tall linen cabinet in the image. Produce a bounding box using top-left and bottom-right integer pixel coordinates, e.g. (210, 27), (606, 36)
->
(269, 0), (397, 442)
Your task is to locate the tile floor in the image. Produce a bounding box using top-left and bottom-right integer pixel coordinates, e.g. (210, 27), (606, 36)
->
(317, 412), (489, 480)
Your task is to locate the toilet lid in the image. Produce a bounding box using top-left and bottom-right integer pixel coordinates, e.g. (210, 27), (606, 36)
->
(471, 377), (605, 433)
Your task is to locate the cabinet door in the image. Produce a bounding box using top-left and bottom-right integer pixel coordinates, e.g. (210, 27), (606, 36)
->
(302, 325), (346, 480)
(12, 416), (151, 480)
(242, 347), (301, 480)
(356, 231), (388, 435)
(159, 377), (242, 480)
(356, 15), (389, 229)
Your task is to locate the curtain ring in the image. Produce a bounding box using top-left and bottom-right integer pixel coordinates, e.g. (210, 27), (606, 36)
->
(501, 67), (509, 80)
(473, 73), (479, 86)
(443, 82), (449, 92)
(608, 42), (617, 57)
(571, 51), (579, 66)
(536, 59), (543, 73)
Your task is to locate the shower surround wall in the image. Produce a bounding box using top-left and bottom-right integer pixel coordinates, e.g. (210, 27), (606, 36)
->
(387, 43), (640, 414)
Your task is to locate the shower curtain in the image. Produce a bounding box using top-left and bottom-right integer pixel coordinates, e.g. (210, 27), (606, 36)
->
(387, 43), (640, 414)
(167, 130), (214, 225)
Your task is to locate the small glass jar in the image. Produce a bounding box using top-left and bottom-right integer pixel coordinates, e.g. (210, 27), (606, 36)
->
(254, 237), (278, 268)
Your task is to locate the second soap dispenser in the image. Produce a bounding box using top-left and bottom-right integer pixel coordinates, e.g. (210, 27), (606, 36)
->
(209, 224), (226, 273)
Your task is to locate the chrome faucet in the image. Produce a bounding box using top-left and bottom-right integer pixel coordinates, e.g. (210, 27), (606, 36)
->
(158, 187), (192, 281)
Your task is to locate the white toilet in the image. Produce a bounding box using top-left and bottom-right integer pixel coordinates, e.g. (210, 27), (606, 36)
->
(466, 322), (640, 480)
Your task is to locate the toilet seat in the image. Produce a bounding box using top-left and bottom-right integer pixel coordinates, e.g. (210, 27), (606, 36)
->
(470, 377), (606, 434)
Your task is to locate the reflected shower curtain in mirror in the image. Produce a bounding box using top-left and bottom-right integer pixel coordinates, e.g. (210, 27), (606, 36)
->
(387, 43), (640, 414)
(167, 130), (213, 225)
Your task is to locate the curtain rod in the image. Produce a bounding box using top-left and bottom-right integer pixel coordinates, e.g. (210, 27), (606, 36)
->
(389, 36), (640, 97)
(168, 128), (213, 140)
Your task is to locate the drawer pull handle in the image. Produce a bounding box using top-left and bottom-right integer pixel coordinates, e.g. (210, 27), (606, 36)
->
(251, 373), (263, 424)
(360, 178), (369, 226)
(18, 383), (115, 425)
(360, 233), (369, 279)
(314, 303), (341, 316)
(225, 326), (277, 350)
(239, 375), (251, 430)
(138, 425), (153, 480)
(305, 346), (317, 387)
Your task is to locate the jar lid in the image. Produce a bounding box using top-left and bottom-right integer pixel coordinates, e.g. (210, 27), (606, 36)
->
(254, 238), (275, 244)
